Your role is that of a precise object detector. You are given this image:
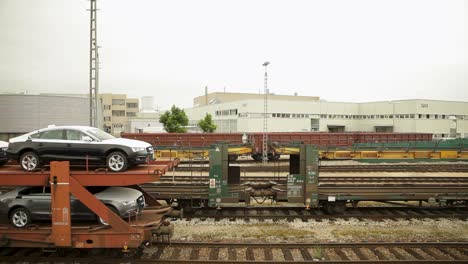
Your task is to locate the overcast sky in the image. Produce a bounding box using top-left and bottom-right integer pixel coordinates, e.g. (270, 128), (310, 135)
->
(0, 0), (466, 110)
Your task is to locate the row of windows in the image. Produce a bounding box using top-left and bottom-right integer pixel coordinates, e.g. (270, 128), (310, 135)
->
(112, 110), (125, 117)
(320, 114), (412, 120)
(104, 104), (138, 110)
(239, 112), (468, 120)
(272, 113), (318, 118)
(215, 109), (238, 116)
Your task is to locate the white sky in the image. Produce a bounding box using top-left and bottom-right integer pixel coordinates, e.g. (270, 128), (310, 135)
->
(0, 0), (466, 110)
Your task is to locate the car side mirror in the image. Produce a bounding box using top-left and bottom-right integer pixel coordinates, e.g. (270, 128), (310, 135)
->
(82, 136), (93, 142)
(26, 136), (32, 142)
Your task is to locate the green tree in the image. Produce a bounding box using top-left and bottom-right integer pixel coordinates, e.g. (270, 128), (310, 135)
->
(159, 105), (189, 133)
(197, 113), (217, 133)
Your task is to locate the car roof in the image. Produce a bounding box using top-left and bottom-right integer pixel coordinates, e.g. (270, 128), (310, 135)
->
(31, 126), (98, 134)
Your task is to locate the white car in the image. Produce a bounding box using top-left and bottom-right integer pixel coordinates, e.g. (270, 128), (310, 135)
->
(7, 126), (154, 172)
(0, 141), (8, 166)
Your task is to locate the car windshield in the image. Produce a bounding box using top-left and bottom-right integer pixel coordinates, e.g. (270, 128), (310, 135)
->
(86, 128), (115, 141)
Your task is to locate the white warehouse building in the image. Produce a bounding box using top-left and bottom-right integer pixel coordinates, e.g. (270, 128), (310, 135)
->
(185, 92), (468, 138)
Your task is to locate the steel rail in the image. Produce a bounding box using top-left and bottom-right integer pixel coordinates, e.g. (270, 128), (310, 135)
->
(0, 241), (466, 263)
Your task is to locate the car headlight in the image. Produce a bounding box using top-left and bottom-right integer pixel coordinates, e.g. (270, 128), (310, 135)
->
(131, 147), (145, 152)
(122, 200), (136, 206)
(0, 147), (7, 151)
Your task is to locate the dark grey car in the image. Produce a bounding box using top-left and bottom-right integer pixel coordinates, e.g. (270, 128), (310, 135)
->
(0, 186), (145, 228)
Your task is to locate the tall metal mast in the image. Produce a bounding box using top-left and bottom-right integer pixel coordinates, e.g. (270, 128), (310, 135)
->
(89, 0), (99, 127)
(262, 61), (270, 164)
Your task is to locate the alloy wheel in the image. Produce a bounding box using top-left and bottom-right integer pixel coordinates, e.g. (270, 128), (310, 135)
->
(12, 210), (29, 227)
(21, 154), (38, 171)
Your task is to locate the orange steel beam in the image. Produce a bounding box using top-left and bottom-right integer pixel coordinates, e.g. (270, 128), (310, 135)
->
(0, 161), (172, 249)
(69, 176), (132, 231)
(130, 184), (161, 206)
(49, 162), (72, 246)
(0, 165), (176, 186)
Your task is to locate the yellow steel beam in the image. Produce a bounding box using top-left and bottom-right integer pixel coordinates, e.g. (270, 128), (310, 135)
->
(155, 147), (468, 161)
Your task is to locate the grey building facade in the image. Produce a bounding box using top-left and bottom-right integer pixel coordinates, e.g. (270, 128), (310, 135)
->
(0, 94), (89, 141)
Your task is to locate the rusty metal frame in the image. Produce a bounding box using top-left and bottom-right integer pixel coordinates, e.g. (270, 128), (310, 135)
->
(0, 160), (178, 249)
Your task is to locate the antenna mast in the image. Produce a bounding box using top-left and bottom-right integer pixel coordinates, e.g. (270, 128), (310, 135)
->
(89, 0), (99, 127)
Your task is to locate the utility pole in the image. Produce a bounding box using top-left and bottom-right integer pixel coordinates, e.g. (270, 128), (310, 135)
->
(262, 61), (270, 164)
(89, 0), (99, 127)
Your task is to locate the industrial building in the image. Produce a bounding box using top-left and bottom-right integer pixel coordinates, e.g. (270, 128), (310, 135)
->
(0, 94), (89, 141)
(186, 92), (468, 138)
(0, 93), (140, 139)
(99, 93), (139, 135)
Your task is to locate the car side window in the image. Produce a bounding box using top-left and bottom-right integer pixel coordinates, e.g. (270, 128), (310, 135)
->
(39, 130), (65, 140)
(19, 186), (50, 195)
(30, 132), (41, 139)
(65, 130), (87, 141)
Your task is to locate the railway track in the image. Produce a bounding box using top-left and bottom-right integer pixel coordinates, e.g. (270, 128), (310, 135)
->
(155, 175), (468, 184)
(182, 206), (468, 221)
(174, 163), (468, 173)
(0, 241), (466, 263)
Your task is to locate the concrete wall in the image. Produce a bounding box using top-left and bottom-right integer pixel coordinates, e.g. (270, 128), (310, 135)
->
(0, 94), (89, 140)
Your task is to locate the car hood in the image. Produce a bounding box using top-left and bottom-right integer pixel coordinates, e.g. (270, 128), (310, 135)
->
(94, 187), (143, 202)
(101, 138), (151, 149)
(0, 187), (23, 200)
(9, 133), (34, 143)
(0, 141), (8, 148)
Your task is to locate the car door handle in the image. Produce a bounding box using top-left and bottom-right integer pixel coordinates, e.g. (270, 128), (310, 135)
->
(67, 144), (71, 147)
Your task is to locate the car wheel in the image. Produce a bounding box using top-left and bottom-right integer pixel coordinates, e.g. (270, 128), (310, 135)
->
(98, 205), (120, 225)
(20, 151), (41, 171)
(106, 151), (128, 172)
(10, 207), (32, 228)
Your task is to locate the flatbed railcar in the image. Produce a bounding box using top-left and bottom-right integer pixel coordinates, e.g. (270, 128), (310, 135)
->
(122, 132), (433, 160)
(0, 160), (180, 253)
(142, 143), (468, 213)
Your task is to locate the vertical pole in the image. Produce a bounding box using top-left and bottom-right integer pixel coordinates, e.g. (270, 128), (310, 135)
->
(89, 0), (99, 127)
(262, 62), (270, 164)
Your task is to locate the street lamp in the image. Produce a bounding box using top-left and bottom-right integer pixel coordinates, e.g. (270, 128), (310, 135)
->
(262, 61), (270, 164)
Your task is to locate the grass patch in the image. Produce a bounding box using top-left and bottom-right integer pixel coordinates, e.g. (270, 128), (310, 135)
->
(311, 245), (323, 259)
(332, 226), (467, 241)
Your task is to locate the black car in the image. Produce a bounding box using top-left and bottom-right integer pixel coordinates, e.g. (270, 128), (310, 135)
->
(7, 126), (154, 172)
(0, 141), (8, 166)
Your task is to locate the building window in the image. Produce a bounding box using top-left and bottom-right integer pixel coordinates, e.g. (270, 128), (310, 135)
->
(104, 116), (111, 121)
(126, 103), (138, 108)
(215, 108), (238, 116)
(126, 112), (136, 117)
(112, 99), (125, 105)
(104, 105), (111, 110)
(112, 110), (125, 116)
